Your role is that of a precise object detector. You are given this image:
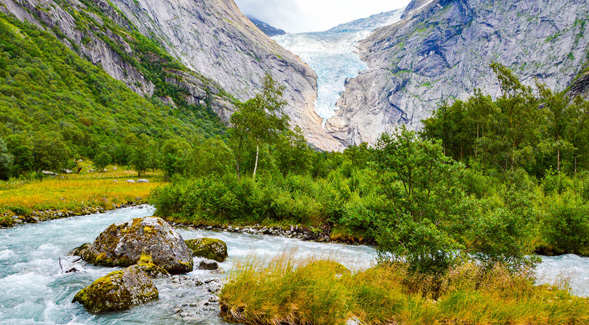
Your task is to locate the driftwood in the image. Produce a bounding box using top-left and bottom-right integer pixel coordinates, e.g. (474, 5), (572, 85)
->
(59, 257), (85, 273)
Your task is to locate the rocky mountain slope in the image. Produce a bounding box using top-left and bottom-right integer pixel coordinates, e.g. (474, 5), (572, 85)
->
(247, 16), (286, 37)
(327, 0), (589, 146)
(567, 62), (589, 100)
(0, 0), (233, 119)
(1, 0), (342, 150)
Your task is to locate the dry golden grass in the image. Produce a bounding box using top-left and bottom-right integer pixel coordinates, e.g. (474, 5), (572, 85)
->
(220, 254), (589, 325)
(0, 167), (162, 215)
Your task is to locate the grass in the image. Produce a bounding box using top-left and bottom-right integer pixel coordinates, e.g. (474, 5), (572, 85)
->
(220, 254), (589, 324)
(0, 166), (162, 219)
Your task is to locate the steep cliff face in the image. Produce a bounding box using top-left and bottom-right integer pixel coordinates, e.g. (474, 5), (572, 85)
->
(96, 0), (342, 151)
(0, 0), (233, 119)
(247, 16), (286, 37)
(1, 0), (341, 150)
(328, 0), (589, 146)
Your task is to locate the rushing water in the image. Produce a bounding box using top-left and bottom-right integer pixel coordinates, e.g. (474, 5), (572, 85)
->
(0, 206), (587, 324)
(0, 206), (374, 324)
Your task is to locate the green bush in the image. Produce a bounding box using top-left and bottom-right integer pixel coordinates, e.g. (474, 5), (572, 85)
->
(541, 192), (589, 256)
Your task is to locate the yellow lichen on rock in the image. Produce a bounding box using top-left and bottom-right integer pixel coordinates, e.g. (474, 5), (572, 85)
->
(73, 265), (158, 313)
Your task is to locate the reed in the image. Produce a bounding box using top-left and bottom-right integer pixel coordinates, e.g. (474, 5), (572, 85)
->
(0, 168), (161, 216)
(220, 255), (589, 324)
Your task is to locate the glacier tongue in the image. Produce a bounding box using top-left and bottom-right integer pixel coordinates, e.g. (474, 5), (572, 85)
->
(273, 9), (403, 121)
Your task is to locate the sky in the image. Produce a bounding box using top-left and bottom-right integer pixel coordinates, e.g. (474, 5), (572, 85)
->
(234, 0), (412, 33)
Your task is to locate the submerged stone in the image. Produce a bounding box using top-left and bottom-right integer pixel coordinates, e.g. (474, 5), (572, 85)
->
(185, 238), (228, 262)
(80, 217), (193, 274)
(68, 243), (91, 256)
(198, 260), (219, 270)
(73, 265), (158, 313)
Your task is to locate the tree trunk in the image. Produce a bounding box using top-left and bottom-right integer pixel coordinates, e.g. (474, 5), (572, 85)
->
(557, 149), (561, 175)
(253, 140), (259, 179)
(236, 156), (240, 179)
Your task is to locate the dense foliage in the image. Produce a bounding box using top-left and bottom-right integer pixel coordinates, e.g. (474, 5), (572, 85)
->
(154, 65), (589, 276)
(0, 13), (224, 179)
(422, 63), (589, 176)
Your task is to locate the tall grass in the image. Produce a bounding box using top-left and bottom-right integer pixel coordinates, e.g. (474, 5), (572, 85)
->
(0, 168), (161, 215)
(220, 255), (589, 324)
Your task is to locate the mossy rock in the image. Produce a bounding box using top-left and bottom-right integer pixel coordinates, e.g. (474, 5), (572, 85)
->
(185, 238), (228, 262)
(73, 265), (158, 313)
(136, 255), (170, 278)
(81, 217), (193, 274)
(69, 243), (91, 256)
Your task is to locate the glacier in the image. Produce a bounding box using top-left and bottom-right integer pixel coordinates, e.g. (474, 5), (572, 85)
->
(273, 9), (404, 121)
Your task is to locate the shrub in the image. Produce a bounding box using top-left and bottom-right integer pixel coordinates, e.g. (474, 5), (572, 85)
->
(541, 192), (589, 256)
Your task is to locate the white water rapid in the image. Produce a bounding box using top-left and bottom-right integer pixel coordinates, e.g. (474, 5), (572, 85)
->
(0, 206), (587, 323)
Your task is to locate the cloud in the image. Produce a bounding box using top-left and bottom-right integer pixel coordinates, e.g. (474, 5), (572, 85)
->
(235, 0), (411, 33)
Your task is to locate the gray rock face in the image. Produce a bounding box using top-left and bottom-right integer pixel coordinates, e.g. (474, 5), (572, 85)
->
(73, 265), (159, 313)
(81, 217), (194, 274)
(568, 70), (589, 100)
(329, 0), (589, 146)
(0, 0), (233, 114)
(247, 16), (286, 37)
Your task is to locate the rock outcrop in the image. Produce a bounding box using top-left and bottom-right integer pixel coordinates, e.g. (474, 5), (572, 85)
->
(80, 217), (193, 274)
(328, 0), (589, 146)
(567, 70), (589, 100)
(185, 238), (228, 262)
(247, 16), (286, 37)
(73, 265), (158, 313)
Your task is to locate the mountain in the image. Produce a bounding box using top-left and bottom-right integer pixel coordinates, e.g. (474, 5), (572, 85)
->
(328, 9), (404, 33)
(1, 0), (341, 151)
(326, 0), (589, 146)
(0, 11), (224, 166)
(273, 9), (404, 123)
(247, 16), (286, 37)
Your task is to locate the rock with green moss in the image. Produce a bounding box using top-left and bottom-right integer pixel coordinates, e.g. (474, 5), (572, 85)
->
(136, 255), (170, 278)
(73, 265), (158, 313)
(185, 238), (228, 262)
(80, 217), (193, 274)
(69, 243), (91, 256)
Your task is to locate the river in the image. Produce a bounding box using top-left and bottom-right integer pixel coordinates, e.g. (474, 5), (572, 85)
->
(0, 206), (587, 324)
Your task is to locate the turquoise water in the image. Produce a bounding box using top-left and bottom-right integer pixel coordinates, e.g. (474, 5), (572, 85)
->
(0, 206), (587, 323)
(0, 206), (376, 324)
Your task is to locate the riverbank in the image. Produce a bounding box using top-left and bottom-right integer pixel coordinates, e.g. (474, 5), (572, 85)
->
(220, 256), (589, 324)
(0, 168), (161, 227)
(165, 217), (373, 245)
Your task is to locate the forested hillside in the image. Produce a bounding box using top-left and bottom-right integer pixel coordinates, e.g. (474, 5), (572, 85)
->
(0, 13), (224, 178)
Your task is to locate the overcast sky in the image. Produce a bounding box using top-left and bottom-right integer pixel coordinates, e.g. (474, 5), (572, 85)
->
(235, 0), (411, 33)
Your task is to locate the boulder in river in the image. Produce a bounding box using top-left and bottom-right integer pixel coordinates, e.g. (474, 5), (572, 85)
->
(185, 238), (228, 262)
(73, 265), (158, 313)
(80, 217), (193, 274)
(198, 260), (219, 270)
(69, 243), (91, 257)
